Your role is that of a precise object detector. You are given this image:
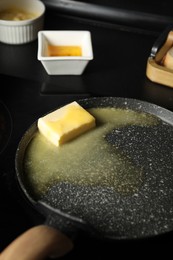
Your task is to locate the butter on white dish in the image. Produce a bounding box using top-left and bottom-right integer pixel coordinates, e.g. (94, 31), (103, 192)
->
(163, 46), (173, 70)
(38, 101), (96, 146)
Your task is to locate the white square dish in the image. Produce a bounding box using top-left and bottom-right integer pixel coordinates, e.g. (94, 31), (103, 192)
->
(37, 30), (93, 75)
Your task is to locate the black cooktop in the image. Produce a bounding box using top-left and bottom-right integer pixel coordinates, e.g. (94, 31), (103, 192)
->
(1, 2), (173, 258)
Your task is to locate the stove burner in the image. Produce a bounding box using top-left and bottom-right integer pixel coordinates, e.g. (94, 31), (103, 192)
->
(0, 101), (12, 154)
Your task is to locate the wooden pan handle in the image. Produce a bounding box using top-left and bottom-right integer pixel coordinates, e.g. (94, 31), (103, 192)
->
(0, 225), (73, 260)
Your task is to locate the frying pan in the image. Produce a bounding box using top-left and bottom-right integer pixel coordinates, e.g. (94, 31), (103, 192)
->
(1, 97), (173, 259)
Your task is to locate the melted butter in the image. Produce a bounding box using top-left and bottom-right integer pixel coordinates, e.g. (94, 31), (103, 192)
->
(47, 45), (82, 57)
(24, 108), (159, 199)
(0, 8), (37, 21)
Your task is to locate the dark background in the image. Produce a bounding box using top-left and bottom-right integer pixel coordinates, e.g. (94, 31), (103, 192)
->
(1, 0), (173, 258)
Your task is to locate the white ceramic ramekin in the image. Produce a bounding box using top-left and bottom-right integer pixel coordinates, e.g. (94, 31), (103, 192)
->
(0, 0), (45, 44)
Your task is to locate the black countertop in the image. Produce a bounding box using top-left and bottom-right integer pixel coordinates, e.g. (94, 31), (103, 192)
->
(1, 3), (173, 258)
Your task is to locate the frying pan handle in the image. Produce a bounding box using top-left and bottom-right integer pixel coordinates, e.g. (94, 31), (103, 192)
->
(0, 225), (73, 260)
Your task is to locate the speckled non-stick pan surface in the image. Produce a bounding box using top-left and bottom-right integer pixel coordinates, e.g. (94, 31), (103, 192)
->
(16, 97), (173, 239)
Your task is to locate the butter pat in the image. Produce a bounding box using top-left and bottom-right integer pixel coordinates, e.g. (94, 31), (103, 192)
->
(38, 101), (96, 146)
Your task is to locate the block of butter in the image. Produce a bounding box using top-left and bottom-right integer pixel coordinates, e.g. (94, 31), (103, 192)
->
(38, 101), (96, 146)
